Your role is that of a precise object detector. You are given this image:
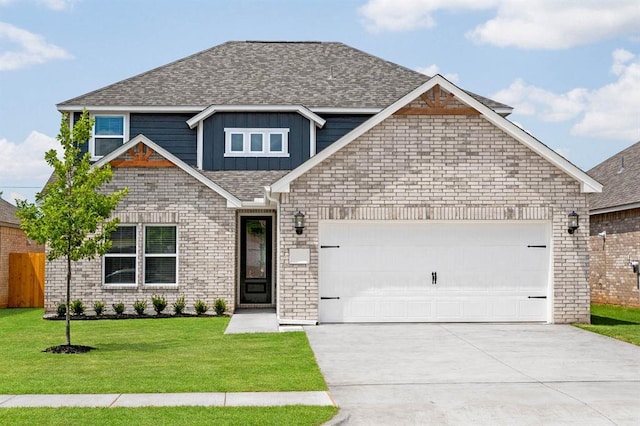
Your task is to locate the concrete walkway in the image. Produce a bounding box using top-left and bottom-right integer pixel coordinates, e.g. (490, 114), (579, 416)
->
(0, 391), (334, 408)
(306, 323), (640, 425)
(224, 308), (303, 334)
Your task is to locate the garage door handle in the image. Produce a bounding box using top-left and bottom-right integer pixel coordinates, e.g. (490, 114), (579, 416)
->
(321, 297), (340, 300)
(320, 245), (340, 249)
(527, 245), (547, 248)
(528, 296), (547, 299)
(432, 272), (437, 285)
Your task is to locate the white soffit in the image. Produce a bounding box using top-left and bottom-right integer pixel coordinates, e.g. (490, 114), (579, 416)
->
(186, 105), (326, 129)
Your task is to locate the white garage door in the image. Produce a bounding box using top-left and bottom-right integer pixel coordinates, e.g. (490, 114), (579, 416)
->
(319, 221), (551, 323)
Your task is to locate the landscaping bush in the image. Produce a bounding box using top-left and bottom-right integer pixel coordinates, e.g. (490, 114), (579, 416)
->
(151, 294), (168, 315)
(214, 298), (227, 316)
(112, 302), (125, 315)
(93, 301), (106, 316)
(56, 302), (66, 318)
(194, 299), (208, 316)
(70, 299), (85, 316)
(173, 295), (186, 315)
(133, 299), (147, 316)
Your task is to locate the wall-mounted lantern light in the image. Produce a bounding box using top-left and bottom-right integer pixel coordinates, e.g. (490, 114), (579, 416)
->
(567, 211), (579, 234)
(294, 211), (305, 235)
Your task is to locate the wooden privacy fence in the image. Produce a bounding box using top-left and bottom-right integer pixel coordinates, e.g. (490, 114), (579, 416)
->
(8, 253), (44, 308)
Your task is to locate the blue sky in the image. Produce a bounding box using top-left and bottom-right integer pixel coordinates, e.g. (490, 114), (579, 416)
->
(1, 0), (639, 204)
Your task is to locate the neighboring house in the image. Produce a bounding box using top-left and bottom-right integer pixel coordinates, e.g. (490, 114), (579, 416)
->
(0, 198), (44, 308)
(48, 41), (601, 323)
(588, 141), (640, 307)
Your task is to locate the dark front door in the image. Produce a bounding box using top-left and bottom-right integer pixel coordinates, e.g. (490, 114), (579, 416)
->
(240, 216), (272, 304)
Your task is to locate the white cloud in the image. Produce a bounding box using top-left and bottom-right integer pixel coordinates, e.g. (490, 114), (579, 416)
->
(415, 64), (460, 83)
(359, 0), (497, 32)
(0, 21), (72, 71)
(37, 0), (77, 11)
(359, 0), (640, 49)
(0, 131), (59, 187)
(492, 49), (640, 141)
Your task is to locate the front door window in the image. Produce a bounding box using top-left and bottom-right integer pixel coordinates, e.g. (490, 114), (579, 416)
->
(240, 217), (272, 304)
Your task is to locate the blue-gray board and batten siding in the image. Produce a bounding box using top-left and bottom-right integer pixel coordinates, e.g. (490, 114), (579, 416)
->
(202, 112), (310, 171)
(74, 111), (371, 170)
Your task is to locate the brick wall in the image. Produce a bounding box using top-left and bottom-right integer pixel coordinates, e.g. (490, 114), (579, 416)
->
(45, 165), (238, 314)
(589, 209), (640, 307)
(0, 225), (44, 308)
(278, 109), (590, 323)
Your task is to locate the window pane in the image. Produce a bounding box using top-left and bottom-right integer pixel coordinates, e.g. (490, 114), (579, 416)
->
(145, 226), (176, 254)
(231, 134), (244, 152)
(105, 257), (136, 284)
(95, 137), (123, 156)
(145, 257), (176, 284)
(108, 227), (136, 254)
(250, 133), (263, 152)
(95, 116), (124, 136)
(269, 133), (283, 152)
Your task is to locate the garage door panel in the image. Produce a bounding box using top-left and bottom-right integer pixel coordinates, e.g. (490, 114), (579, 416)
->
(319, 221), (550, 323)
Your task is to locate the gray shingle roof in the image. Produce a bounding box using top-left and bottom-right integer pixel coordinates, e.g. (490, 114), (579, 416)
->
(588, 141), (640, 211)
(0, 198), (20, 227)
(198, 170), (289, 201)
(58, 41), (510, 112)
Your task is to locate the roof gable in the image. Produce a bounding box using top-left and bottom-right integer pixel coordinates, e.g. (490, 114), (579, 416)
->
(270, 75), (601, 194)
(0, 198), (20, 227)
(95, 135), (242, 207)
(588, 140), (640, 213)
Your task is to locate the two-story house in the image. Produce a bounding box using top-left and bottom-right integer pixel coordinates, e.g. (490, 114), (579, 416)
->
(47, 41), (601, 324)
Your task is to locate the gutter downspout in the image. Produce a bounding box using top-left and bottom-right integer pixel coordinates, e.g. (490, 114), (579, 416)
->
(264, 186), (281, 323)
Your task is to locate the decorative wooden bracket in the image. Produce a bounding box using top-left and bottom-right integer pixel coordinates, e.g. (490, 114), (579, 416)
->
(110, 142), (175, 168)
(395, 85), (480, 116)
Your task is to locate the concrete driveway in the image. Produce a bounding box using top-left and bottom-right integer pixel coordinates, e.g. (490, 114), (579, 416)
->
(305, 323), (640, 425)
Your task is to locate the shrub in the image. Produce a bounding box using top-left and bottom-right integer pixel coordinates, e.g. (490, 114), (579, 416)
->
(56, 302), (66, 318)
(151, 294), (168, 315)
(93, 300), (106, 316)
(112, 302), (125, 315)
(133, 299), (147, 316)
(214, 298), (227, 316)
(194, 299), (208, 316)
(70, 299), (85, 316)
(173, 295), (186, 315)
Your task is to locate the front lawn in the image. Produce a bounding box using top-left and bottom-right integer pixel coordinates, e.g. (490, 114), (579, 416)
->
(0, 309), (326, 394)
(576, 304), (640, 346)
(0, 406), (338, 426)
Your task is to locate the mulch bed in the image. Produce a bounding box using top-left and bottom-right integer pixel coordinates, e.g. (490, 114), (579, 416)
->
(43, 313), (216, 320)
(43, 345), (96, 354)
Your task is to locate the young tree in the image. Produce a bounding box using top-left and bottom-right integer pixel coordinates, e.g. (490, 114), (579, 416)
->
(17, 110), (128, 350)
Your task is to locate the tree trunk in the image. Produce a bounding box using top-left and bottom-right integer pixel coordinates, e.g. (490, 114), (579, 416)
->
(66, 254), (71, 346)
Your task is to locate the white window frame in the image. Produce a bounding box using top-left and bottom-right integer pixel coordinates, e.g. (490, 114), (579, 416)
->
(90, 113), (130, 160)
(224, 128), (290, 157)
(102, 224), (138, 287)
(143, 224), (178, 287)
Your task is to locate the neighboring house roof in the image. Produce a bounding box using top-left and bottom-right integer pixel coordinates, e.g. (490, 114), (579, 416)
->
(94, 135), (243, 208)
(270, 75), (602, 195)
(0, 198), (20, 228)
(588, 140), (640, 213)
(57, 41), (511, 113)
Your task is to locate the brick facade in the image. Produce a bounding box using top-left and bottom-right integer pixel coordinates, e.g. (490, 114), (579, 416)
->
(0, 226), (44, 308)
(589, 209), (640, 307)
(45, 164), (239, 314)
(278, 109), (590, 323)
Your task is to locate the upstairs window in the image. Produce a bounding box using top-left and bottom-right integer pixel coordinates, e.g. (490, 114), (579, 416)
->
(91, 115), (128, 158)
(224, 128), (289, 157)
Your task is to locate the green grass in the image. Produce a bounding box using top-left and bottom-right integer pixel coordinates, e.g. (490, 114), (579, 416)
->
(576, 304), (640, 346)
(0, 309), (326, 394)
(0, 406), (338, 425)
